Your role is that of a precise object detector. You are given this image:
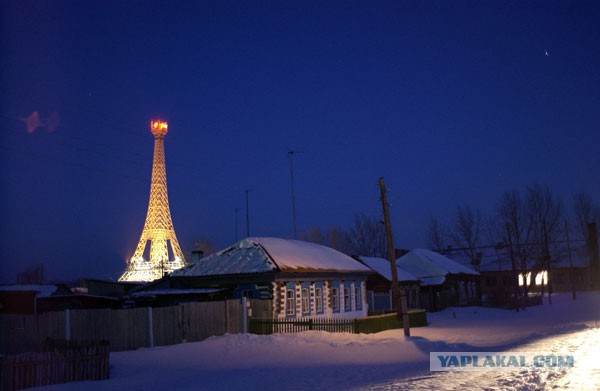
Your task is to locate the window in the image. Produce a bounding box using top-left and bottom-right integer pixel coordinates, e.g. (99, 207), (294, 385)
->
(286, 289), (295, 316)
(301, 288), (310, 315)
(315, 287), (323, 313)
(354, 285), (362, 310)
(331, 288), (339, 312)
(344, 287), (351, 311)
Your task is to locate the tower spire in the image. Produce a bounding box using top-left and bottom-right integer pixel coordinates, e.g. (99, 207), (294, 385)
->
(119, 120), (187, 282)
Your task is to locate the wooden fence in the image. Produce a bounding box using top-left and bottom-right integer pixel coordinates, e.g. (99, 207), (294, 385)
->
(0, 340), (109, 391)
(249, 310), (428, 335)
(0, 299), (266, 354)
(250, 317), (356, 334)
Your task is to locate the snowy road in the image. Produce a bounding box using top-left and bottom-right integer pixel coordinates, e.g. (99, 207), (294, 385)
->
(362, 327), (600, 391)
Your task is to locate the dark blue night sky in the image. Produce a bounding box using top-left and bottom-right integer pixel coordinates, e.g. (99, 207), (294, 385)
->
(2, 1), (600, 282)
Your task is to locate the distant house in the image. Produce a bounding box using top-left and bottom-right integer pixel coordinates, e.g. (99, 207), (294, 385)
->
(82, 278), (142, 298)
(137, 237), (374, 319)
(0, 282), (132, 314)
(396, 249), (480, 311)
(474, 245), (591, 307)
(0, 284), (71, 314)
(355, 256), (421, 314)
(128, 287), (230, 307)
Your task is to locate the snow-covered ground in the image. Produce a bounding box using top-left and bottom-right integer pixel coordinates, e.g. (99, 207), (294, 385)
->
(34, 292), (600, 391)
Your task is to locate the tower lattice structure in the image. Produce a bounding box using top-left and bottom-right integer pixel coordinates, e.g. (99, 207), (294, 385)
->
(119, 120), (187, 282)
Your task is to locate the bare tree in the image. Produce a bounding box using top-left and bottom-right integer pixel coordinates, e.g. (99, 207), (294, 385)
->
(526, 183), (564, 260)
(300, 226), (352, 254)
(326, 227), (353, 254)
(497, 185), (563, 299)
(497, 189), (534, 298)
(300, 227), (324, 245)
(451, 205), (483, 269)
(192, 237), (217, 257)
(17, 264), (45, 284)
(425, 216), (449, 252)
(345, 213), (386, 257)
(572, 192), (600, 240)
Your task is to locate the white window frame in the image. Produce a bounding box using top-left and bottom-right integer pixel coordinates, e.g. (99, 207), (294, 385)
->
(332, 287), (339, 312)
(344, 287), (351, 311)
(354, 286), (362, 310)
(301, 288), (310, 315)
(315, 287), (323, 313)
(286, 289), (295, 316)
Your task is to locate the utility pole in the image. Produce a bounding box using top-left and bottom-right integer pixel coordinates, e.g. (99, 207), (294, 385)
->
(564, 220), (576, 300)
(288, 150), (297, 239)
(506, 223), (521, 311)
(245, 190), (251, 238)
(543, 221), (552, 305)
(379, 177), (410, 337)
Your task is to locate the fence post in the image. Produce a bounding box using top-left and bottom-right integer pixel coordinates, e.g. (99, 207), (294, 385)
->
(65, 309), (71, 341)
(241, 297), (248, 334)
(147, 307), (154, 347)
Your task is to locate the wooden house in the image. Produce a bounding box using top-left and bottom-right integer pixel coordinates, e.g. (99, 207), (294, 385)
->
(396, 249), (480, 311)
(136, 237), (375, 319)
(355, 256), (421, 314)
(475, 245), (591, 307)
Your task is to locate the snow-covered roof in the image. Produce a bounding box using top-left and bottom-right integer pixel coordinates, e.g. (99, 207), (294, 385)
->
(0, 284), (59, 298)
(130, 288), (226, 297)
(396, 249), (478, 283)
(171, 239), (277, 277)
(357, 256), (419, 282)
(171, 237), (372, 278)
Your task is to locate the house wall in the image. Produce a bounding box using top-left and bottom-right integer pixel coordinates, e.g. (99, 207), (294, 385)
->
(366, 284), (420, 315)
(272, 279), (368, 319)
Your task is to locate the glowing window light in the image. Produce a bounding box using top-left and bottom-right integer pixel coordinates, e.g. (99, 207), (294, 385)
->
(518, 272), (532, 287)
(535, 270), (548, 285)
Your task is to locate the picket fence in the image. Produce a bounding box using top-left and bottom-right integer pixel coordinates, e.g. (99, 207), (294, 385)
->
(250, 317), (356, 334)
(0, 339), (109, 391)
(249, 310), (428, 335)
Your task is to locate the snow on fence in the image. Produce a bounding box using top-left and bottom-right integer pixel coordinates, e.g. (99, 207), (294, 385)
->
(249, 310), (427, 335)
(0, 339), (109, 391)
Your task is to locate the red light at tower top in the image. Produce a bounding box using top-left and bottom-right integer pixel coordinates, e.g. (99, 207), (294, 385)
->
(150, 120), (168, 138)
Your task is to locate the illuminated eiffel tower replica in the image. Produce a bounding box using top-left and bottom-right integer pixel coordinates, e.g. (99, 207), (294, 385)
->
(119, 120), (187, 282)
